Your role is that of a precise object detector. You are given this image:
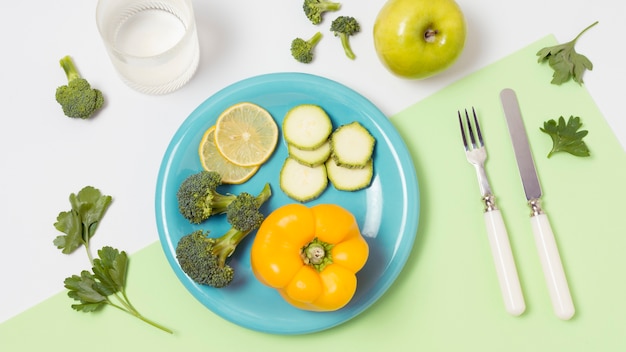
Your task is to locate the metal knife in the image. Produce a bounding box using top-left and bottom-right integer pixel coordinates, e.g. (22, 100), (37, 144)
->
(499, 88), (575, 320)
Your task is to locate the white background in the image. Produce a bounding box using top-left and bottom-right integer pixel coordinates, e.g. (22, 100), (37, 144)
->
(0, 0), (624, 323)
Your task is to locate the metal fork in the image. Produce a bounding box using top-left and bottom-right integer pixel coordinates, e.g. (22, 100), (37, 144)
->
(458, 108), (525, 316)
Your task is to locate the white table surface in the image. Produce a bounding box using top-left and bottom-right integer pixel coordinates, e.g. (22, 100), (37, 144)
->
(1, 0), (624, 324)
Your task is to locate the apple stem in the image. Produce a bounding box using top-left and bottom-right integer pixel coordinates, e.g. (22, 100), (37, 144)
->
(424, 28), (438, 43)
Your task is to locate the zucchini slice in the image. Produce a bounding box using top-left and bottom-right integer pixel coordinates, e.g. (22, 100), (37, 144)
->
(283, 104), (333, 150)
(287, 140), (331, 167)
(326, 157), (373, 191)
(279, 157), (328, 202)
(330, 121), (375, 168)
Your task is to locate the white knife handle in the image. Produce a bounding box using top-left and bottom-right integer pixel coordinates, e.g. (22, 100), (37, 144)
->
(484, 209), (526, 316)
(530, 213), (575, 320)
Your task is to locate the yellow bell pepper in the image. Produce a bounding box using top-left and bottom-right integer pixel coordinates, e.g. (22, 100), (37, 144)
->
(250, 203), (369, 311)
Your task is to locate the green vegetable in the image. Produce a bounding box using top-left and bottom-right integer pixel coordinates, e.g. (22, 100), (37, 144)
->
(55, 55), (104, 119)
(176, 170), (245, 224)
(287, 140), (331, 167)
(280, 106), (377, 201)
(283, 104), (333, 150)
(53, 186), (172, 333)
(291, 31), (323, 64)
(326, 157), (373, 191)
(225, 186), (271, 233)
(279, 156), (328, 202)
(303, 0), (341, 25)
(330, 16), (360, 60)
(175, 183), (272, 288)
(330, 121), (375, 168)
(540, 116), (590, 158)
(536, 21), (598, 85)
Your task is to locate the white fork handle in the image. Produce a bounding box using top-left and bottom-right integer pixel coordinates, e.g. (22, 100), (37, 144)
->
(530, 213), (575, 320)
(484, 209), (526, 316)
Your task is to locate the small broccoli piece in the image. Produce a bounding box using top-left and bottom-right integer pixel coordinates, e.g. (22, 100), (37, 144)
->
(291, 32), (323, 64)
(303, 0), (341, 25)
(55, 55), (104, 119)
(175, 230), (233, 288)
(175, 183), (272, 288)
(176, 171), (239, 224)
(226, 192), (266, 233)
(330, 16), (360, 60)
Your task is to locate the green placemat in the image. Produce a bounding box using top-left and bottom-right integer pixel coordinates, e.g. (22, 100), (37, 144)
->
(2, 35), (625, 351)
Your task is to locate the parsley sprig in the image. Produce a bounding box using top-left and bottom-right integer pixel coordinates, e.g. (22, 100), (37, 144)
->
(53, 186), (172, 333)
(540, 116), (590, 158)
(536, 21), (598, 85)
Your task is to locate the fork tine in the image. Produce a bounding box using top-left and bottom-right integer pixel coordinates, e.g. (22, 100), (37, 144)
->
(472, 107), (484, 147)
(458, 110), (469, 150)
(464, 109), (477, 149)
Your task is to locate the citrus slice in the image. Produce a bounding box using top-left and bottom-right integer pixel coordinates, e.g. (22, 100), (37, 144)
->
(198, 125), (259, 184)
(214, 102), (279, 167)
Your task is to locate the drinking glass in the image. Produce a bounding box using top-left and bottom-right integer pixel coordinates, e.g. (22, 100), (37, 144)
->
(96, 0), (200, 94)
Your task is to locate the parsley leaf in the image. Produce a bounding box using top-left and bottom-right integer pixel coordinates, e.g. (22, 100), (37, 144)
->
(64, 271), (108, 312)
(92, 246), (128, 292)
(536, 21), (598, 85)
(540, 116), (590, 158)
(54, 187), (172, 333)
(53, 186), (112, 257)
(65, 247), (135, 314)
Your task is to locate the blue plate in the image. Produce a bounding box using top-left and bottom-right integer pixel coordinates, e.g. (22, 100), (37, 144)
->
(155, 72), (420, 335)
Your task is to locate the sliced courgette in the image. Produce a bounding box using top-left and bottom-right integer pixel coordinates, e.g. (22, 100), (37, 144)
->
(287, 140), (331, 167)
(283, 104), (333, 150)
(326, 157), (373, 191)
(279, 157), (328, 202)
(330, 121), (375, 168)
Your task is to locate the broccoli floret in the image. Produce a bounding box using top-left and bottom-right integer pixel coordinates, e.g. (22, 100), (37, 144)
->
(291, 32), (323, 64)
(176, 171), (241, 224)
(175, 230), (233, 288)
(303, 0), (341, 25)
(175, 183), (272, 288)
(226, 190), (269, 233)
(330, 16), (360, 60)
(55, 55), (104, 119)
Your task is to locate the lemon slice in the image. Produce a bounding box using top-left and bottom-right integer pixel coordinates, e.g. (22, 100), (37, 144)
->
(214, 102), (279, 167)
(198, 126), (259, 184)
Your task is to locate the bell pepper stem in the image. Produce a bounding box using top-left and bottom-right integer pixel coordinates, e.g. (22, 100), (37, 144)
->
(301, 237), (334, 272)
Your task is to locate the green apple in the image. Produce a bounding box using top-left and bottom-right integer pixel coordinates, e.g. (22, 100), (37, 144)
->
(373, 0), (466, 79)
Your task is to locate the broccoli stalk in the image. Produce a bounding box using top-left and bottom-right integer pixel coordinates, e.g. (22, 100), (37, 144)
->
(303, 0), (341, 25)
(55, 55), (104, 119)
(330, 16), (360, 60)
(291, 31), (323, 64)
(175, 183), (272, 288)
(176, 170), (245, 224)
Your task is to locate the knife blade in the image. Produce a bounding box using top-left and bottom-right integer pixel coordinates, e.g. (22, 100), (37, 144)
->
(500, 88), (575, 320)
